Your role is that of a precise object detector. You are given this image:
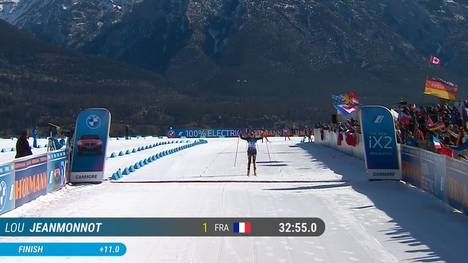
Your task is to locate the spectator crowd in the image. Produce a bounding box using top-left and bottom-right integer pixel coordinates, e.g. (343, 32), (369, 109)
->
(315, 117), (361, 147)
(395, 100), (468, 159)
(316, 99), (468, 161)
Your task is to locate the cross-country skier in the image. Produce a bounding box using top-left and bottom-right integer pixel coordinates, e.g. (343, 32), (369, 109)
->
(240, 130), (262, 176)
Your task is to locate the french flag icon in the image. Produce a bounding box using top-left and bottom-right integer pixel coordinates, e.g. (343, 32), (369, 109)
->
(233, 222), (251, 234)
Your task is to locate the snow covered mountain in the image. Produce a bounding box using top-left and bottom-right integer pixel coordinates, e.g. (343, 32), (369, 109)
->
(1, 0), (468, 101)
(0, 0), (142, 47)
(81, 0), (468, 98)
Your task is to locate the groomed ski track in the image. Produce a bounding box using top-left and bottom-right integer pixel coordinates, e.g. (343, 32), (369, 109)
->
(1, 137), (467, 263)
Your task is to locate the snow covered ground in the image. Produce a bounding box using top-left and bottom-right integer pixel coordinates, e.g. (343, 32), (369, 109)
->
(1, 137), (468, 262)
(0, 138), (49, 163)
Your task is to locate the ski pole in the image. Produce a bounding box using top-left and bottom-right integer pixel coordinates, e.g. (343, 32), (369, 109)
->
(265, 140), (271, 162)
(234, 136), (240, 167)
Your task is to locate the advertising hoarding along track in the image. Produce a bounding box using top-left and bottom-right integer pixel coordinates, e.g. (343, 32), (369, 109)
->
(0, 150), (68, 216)
(14, 154), (48, 208)
(167, 129), (240, 138)
(0, 163), (15, 215)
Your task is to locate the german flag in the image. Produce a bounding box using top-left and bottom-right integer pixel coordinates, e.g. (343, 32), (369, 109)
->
(424, 78), (458, 101)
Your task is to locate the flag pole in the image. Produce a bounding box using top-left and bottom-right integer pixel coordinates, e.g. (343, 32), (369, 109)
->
(422, 56), (433, 105)
(426, 56), (431, 80)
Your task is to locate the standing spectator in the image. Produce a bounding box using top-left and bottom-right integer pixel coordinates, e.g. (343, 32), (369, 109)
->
(306, 127), (313, 142)
(415, 125), (425, 141)
(405, 131), (417, 146)
(283, 127), (291, 141)
(15, 130), (32, 158)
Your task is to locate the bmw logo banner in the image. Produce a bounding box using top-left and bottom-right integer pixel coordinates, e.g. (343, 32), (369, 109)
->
(70, 108), (111, 183)
(359, 106), (401, 180)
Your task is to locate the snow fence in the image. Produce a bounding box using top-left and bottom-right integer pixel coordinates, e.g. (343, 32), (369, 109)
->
(0, 150), (67, 215)
(314, 129), (468, 215)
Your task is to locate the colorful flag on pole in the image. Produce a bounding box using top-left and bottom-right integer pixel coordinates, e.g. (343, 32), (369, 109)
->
(424, 78), (458, 101)
(433, 136), (442, 150)
(233, 222), (251, 234)
(332, 92), (360, 118)
(429, 55), (441, 65)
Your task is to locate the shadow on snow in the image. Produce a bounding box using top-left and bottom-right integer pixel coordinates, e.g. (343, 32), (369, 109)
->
(293, 142), (468, 263)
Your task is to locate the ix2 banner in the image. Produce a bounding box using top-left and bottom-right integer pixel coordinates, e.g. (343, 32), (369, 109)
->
(360, 106), (401, 180)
